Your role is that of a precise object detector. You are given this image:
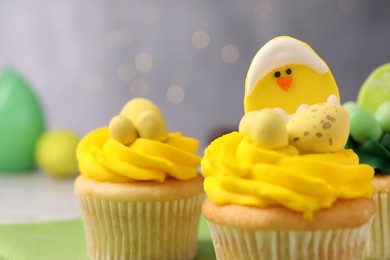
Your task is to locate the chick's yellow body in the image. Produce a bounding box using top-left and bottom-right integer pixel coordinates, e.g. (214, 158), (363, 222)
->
(244, 64), (340, 114)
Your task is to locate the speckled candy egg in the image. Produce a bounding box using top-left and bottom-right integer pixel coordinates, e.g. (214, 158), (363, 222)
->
(286, 103), (350, 154)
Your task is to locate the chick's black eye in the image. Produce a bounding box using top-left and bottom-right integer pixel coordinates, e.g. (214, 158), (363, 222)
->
(286, 68), (292, 75)
(274, 71), (281, 78)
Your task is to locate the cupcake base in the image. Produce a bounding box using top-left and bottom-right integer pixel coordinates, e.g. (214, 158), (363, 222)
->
(75, 175), (204, 260)
(203, 199), (375, 260)
(365, 175), (390, 259)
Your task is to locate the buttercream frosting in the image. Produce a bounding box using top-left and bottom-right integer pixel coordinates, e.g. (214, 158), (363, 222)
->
(77, 98), (201, 183)
(202, 132), (373, 219)
(77, 128), (201, 182)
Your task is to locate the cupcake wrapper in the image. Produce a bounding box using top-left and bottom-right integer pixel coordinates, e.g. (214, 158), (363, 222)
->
(365, 191), (390, 259)
(78, 194), (204, 260)
(206, 218), (373, 260)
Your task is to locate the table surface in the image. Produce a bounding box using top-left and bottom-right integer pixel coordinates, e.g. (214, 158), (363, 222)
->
(0, 171), (216, 260)
(0, 171), (81, 224)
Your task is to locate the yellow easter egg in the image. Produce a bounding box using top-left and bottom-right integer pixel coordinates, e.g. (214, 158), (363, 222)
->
(120, 98), (163, 123)
(238, 111), (257, 136)
(35, 130), (79, 178)
(251, 108), (288, 149)
(108, 115), (137, 145)
(136, 110), (168, 142)
(286, 103), (350, 153)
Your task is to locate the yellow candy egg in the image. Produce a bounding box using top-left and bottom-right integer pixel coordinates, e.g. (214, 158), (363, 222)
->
(108, 115), (137, 145)
(250, 108), (289, 149)
(286, 103), (349, 153)
(120, 98), (163, 123)
(35, 130), (79, 178)
(136, 110), (168, 142)
(238, 111), (257, 136)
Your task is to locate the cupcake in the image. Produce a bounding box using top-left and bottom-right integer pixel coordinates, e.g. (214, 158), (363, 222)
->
(202, 36), (376, 260)
(343, 63), (390, 259)
(75, 98), (204, 260)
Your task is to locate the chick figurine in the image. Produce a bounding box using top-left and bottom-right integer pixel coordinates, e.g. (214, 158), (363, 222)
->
(108, 98), (168, 145)
(239, 36), (348, 154)
(244, 36), (340, 116)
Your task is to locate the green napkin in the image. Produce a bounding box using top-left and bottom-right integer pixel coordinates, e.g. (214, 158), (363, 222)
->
(0, 216), (215, 260)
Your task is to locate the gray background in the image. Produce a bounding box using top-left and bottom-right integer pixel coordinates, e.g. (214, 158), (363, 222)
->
(0, 0), (389, 152)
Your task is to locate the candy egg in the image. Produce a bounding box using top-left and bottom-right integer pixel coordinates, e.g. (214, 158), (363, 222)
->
(119, 98), (169, 142)
(374, 101), (390, 131)
(238, 111), (257, 136)
(35, 130), (79, 178)
(136, 110), (169, 142)
(0, 69), (45, 172)
(120, 98), (163, 123)
(342, 101), (358, 114)
(287, 103), (349, 153)
(108, 115), (137, 145)
(250, 108), (288, 149)
(348, 106), (382, 143)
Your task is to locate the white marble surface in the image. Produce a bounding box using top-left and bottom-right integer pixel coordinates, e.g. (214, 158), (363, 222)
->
(0, 171), (81, 224)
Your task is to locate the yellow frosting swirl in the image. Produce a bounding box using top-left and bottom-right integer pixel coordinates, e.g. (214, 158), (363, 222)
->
(201, 132), (374, 219)
(77, 128), (201, 183)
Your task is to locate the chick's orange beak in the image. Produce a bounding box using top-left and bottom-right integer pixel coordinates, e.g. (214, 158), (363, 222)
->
(277, 76), (293, 91)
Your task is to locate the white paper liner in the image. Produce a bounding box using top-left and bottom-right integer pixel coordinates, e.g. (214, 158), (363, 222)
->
(365, 191), (390, 259)
(78, 193), (204, 260)
(207, 218), (373, 260)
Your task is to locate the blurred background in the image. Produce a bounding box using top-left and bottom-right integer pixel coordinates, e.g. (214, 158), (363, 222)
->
(0, 0), (390, 151)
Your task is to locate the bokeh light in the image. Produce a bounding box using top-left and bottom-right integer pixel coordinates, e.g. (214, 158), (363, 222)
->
(105, 30), (125, 49)
(255, 0), (273, 20)
(135, 53), (153, 72)
(191, 31), (210, 49)
(117, 63), (137, 82)
(167, 85), (185, 104)
(221, 44), (240, 63)
(130, 79), (149, 97)
(142, 6), (161, 24)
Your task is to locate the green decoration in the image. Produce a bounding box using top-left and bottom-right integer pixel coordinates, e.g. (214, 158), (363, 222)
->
(342, 101), (358, 114)
(0, 69), (45, 172)
(348, 106), (382, 143)
(380, 132), (390, 150)
(375, 101), (390, 131)
(347, 136), (390, 174)
(357, 63), (390, 112)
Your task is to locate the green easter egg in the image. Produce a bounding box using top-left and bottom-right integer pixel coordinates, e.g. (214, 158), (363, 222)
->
(342, 101), (358, 114)
(348, 106), (382, 143)
(0, 69), (45, 172)
(357, 63), (390, 113)
(375, 101), (390, 131)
